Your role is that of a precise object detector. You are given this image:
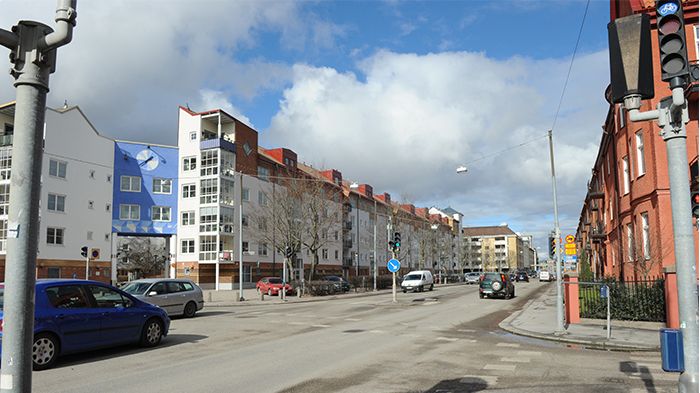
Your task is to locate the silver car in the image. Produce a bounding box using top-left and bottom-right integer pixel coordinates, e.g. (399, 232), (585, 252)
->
(464, 272), (480, 285)
(121, 278), (204, 317)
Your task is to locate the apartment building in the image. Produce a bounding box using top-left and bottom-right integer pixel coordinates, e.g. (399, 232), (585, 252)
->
(462, 225), (525, 272)
(429, 206), (464, 274)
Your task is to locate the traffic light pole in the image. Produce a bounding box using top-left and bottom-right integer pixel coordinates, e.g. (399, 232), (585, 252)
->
(0, 2), (76, 391)
(626, 89), (698, 393)
(547, 130), (565, 335)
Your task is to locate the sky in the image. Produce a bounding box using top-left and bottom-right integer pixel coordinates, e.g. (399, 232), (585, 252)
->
(0, 0), (613, 255)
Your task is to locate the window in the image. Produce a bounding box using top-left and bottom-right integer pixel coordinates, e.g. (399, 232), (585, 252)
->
(199, 235), (217, 261)
(105, 203), (111, 212)
(619, 106), (626, 129)
(335, 250), (339, 259)
(641, 212), (650, 260)
(200, 150), (218, 176)
(153, 178), (172, 194)
(242, 241), (249, 253)
(47, 193), (66, 212)
(181, 239), (195, 253)
(87, 231), (93, 240)
(181, 211), (195, 226)
(152, 206), (171, 222)
(200, 178), (218, 204)
(49, 159), (67, 179)
(258, 242), (268, 256)
(622, 157), (630, 194)
(189, 131), (197, 141)
(636, 131), (645, 176)
(0, 149), (11, 180)
(89, 170), (95, 179)
(183, 156), (197, 171)
(88, 200), (94, 209)
(47, 267), (60, 279)
(243, 142), (252, 156)
(242, 214), (249, 227)
(87, 285), (131, 308)
(47, 227), (64, 245)
(334, 231), (338, 241)
(258, 191), (267, 206)
(257, 166), (270, 181)
(199, 206), (217, 232)
(322, 249), (328, 259)
(120, 175), (141, 192)
(45, 285), (88, 308)
(119, 204), (140, 220)
(626, 223), (634, 261)
(242, 188), (250, 201)
(182, 184), (196, 198)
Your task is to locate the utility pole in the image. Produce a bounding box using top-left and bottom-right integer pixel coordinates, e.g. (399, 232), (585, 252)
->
(548, 129), (565, 335)
(0, 1), (77, 392)
(373, 199), (377, 291)
(239, 171), (245, 301)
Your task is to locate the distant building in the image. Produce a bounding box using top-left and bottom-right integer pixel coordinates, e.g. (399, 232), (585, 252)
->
(462, 225), (526, 272)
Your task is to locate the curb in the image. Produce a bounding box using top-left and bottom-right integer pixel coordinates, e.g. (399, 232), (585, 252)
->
(498, 291), (660, 352)
(205, 282), (465, 307)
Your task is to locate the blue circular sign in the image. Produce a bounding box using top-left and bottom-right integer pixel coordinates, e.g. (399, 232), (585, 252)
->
(658, 2), (678, 16)
(387, 258), (400, 273)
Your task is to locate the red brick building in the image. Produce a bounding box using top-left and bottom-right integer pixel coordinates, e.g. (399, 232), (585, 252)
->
(576, 0), (698, 326)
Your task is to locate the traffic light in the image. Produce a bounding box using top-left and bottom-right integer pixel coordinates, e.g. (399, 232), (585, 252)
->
(656, 0), (690, 88)
(548, 236), (557, 258)
(393, 232), (401, 251)
(692, 190), (699, 219)
(80, 246), (88, 258)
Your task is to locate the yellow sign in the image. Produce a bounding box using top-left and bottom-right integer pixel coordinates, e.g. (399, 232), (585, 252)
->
(565, 243), (576, 249)
(565, 248), (577, 255)
(565, 235), (575, 244)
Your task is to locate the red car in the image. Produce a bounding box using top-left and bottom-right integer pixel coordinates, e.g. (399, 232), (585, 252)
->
(256, 277), (292, 296)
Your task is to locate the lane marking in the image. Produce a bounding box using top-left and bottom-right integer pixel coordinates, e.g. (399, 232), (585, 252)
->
(436, 337), (459, 342)
(344, 318), (361, 322)
(496, 343), (520, 348)
(457, 329), (475, 333)
(289, 322), (306, 326)
(501, 357), (530, 363)
(369, 330), (385, 334)
(516, 350), (542, 356)
(460, 375), (498, 385)
(483, 364), (516, 371)
(311, 324), (331, 328)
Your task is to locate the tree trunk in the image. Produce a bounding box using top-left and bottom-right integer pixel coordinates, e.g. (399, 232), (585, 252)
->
(308, 252), (319, 283)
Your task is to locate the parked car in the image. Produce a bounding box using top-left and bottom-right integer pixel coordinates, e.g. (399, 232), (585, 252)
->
(516, 272), (529, 282)
(464, 272), (480, 285)
(539, 271), (552, 282)
(0, 279), (170, 370)
(479, 272), (515, 299)
(401, 270), (434, 293)
(324, 276), (351, 292)
(121, 278), (204, 318)
(256, 277), (292, 296)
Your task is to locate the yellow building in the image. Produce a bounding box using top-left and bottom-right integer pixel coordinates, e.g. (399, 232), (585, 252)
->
(462, 225), (527, 272)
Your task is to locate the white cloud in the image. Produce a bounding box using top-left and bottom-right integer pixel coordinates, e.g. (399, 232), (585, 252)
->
(266, 49), (610, 249)
(196, 89), (253, 128)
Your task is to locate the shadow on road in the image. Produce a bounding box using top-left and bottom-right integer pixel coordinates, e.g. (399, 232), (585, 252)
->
(619, 361), (658, 393)
(51, 333), (208, 369)
(422, 376), (489, 392)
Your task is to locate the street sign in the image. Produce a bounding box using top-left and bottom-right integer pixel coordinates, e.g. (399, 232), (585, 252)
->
(565, 243), (576, 249)
(600, 285), (609, 298)
(564, 255), (578, 262)
(565, 248), (577, 255)
(387, 258), (400, 273)
(565, 235), (575, 244)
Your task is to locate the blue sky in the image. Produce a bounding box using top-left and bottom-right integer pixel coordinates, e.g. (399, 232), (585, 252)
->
(0, 0), (614, 253)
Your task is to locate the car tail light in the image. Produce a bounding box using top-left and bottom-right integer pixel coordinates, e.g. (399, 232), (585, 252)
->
(0, 319), (4, 333)
(501, 274), (507, 282)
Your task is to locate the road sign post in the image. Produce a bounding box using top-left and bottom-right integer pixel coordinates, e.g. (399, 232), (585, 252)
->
(387, 257), (400, 303)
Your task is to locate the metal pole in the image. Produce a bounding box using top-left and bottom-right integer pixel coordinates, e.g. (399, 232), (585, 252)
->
(548, 129), (565, 334)
(373, 200), (377, 291)
(392, 250), (397, 303)
(239, 172), (244, 301)
(282, 256), (287, 301)
(85, 253), (89, 279)
(0, 3), (75, 392)
(355, 193), (359, 277)
(659, 90), (698, 392)
(606, 286), (611, 340)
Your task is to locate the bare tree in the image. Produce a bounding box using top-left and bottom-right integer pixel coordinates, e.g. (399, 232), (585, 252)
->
(299, 181), (343, 283)
(118, 237), (166, 279)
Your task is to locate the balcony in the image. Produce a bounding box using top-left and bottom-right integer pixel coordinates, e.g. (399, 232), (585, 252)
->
(200, 137), (236, 153)
(342, 258), (353, 267)
(591, 223), (606, 241)
(343, 240), (353, 249)
(590, 202), (599, 211)
(0, 135), (12, 147)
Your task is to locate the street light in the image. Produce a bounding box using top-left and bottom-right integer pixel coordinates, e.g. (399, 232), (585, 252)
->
(456, 166), (468, 174)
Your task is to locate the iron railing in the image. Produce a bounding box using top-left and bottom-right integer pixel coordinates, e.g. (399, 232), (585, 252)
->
(578, 278), (665, 322)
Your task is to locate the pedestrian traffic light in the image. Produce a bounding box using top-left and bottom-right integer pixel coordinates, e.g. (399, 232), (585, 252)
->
(692, 190), (699, 219)
(656, 0), (690, 88)
(393, 232), (401, 251)
(80, 246), (88, 258)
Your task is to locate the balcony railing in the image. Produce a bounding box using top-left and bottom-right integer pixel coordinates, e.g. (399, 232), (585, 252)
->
(0, 135), (12, 147)
(200, 137), (235, 152)
(591, 223), (606, 241)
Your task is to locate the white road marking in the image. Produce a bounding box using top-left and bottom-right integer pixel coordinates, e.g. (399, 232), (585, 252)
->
(496, 343), (520, 348)
(289, 322), (306, 326)
(501, 357), (530, 363)
(462, 339), (477, 343)
(460, 375), (498, 385)
(516, 350), (542, 356)
(311, 324), (331, 328)
(457, 329), (475, 333)
(423, 301), (439, 306)
(344, 318), (361, 322)
(483, 364), (516, 371)
(369, 330), (385, 334)
(436, 337), (459, 342)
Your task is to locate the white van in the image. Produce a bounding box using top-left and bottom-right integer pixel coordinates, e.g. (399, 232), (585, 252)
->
(401, 270), (434, 293)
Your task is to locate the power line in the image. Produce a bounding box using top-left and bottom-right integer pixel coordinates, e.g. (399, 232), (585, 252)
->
(463, 133), (549, 166)
(551, 0), (591, 133)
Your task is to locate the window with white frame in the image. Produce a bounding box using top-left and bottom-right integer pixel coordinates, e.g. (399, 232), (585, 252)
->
(641, 212), (650, 260)
(220, 178), (234, 205)
(182, 184), (196, 198)
(0, 184), (8, 215)
(200, 150), (218, 176)
(258, 191), (268, 206)
(622, 157), (630, 194)
(181, 239), (195, 254)
(152, 206), (171, 222)
(636, 131), (646, 176)
(257, 166), (270, 181)
(181, 211), (195, 226)
(182, 156), (196, 171)
(49, 159), (67, 179)
(153, 178), (172, 194)
(258, 242), (268, 256)
(48, 193), (65, 212)
(199, 235), (217, 261)
(119, 204), (140, 220)
(200, 178), (218, 204)
(199, 206), (217, 232)
(47, 227), (64, 245)
(0, 148), (10, 180)
(242, 188), (249, 201)
(120, 176), (141, 192)
(626, 223), (634, 261)
(189, 131), (197, 141)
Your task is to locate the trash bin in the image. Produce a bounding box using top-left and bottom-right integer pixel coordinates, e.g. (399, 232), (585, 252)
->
(660, 328), (684, 372)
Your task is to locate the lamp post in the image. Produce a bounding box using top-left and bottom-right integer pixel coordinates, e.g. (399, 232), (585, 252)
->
(431, 224), (439, 282)
(238, 171), (244, 301)
(349, 182), (361, 278)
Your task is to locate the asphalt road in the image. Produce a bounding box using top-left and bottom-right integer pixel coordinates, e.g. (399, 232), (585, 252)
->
(33, 281), (675, 393)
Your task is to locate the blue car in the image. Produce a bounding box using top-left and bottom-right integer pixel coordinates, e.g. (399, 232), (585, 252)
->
(0, 279), (170, 370)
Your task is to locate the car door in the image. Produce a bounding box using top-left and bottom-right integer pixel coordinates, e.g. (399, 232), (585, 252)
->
(166, 281), (186, 314)
(145, 282), (173, 314)
(44, 284), (102, 352)
(85, 284), (144, 345)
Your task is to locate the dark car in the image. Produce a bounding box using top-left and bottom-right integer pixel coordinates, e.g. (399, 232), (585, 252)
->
(324, 276), (351, 292)
(0, 279), (170, 370)
(516, 272), (529, 282)
(479, 272), (515, 299)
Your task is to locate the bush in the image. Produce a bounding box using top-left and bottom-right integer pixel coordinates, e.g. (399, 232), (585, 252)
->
(579, 279), (666, 322)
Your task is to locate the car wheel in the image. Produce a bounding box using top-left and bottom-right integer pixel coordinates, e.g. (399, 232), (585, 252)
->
(183, 301), (197, 318)
(402, 289), (407, 293)
(32, 333), (59, 371)
(419, 285), (424, 292)
(267, 289), (272, 296)
(429, 284), (434, 291)
(140, 318), (164, 347)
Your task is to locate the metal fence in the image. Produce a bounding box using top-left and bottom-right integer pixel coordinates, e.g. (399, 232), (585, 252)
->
(578, 279), (666, 322)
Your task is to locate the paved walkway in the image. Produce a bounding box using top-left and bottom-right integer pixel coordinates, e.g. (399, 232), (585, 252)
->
(499, 283), (663, 351)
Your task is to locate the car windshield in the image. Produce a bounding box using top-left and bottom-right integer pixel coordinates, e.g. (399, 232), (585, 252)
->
(121, 282), (152, 295)
(268, 278), (282, 284)
(404, 274), (422, 280)
(483, 273), (500, 280)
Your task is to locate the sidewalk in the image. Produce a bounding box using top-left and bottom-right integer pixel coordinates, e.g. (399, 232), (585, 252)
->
(203, 282), (465, 307)
(499, 284), (662, 352)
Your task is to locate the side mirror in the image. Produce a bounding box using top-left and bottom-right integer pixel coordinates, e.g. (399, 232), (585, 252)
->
(148, 291), (158, 296)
